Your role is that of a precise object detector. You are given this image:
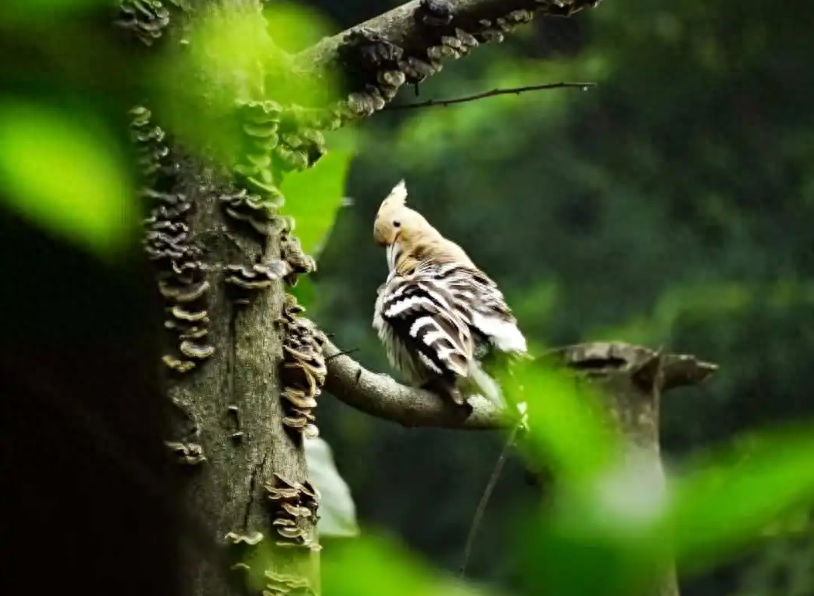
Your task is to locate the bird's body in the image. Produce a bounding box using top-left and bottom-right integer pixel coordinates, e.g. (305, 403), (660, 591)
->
(372, 180), (528, 416)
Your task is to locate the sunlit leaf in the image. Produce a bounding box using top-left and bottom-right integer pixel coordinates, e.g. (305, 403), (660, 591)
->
(667, 424), (814, 573)
(0, 101), (137, 258)
(304, 437), (359, 538)
(517, 449), (673, 596)
(154, 1), (340, 165)
(279, 150), (352, 255)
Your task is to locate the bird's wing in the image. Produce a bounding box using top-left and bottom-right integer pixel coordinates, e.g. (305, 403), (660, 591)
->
(378, 264), (474, 381)
(429, 263), (527, 355)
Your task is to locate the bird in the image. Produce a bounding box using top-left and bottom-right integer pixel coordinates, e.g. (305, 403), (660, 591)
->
(372, 179), (528, 423)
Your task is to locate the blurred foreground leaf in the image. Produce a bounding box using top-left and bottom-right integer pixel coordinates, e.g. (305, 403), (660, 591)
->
(517, 449), (672, 596)
(0, 101), (137, 259)
(324, 533), (494, 596)
(304, 436), (359, 538)
(280, 150), (352, 256)
(0, 0), (109, 22)
(668, 425), (814, 573)
(502, 358), (621, 482)
(155, 1), (339, 164)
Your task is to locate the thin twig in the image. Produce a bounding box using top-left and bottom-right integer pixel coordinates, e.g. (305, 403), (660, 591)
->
(388, 82), (597, 111)
(458, 421), (524, 579)
(325, 348), (359, 361)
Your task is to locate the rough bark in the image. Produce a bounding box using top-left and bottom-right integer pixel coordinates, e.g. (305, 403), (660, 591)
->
(123, 2), (321, 596)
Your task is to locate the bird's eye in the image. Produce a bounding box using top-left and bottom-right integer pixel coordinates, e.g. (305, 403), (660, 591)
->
(393, 220), (401, 228)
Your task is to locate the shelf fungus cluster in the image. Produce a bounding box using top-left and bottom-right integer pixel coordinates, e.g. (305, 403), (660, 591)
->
(164, 440), (206, 465)
(279, 295), (325, 440)
(142, 190), (215, 374)
(115, 0), (171, 46)
(224, 260), (291, 305)
(129, 106), (173, 184)
(263, 571), (316, 596)
(280, 224), (317, 288)
(265, 473), (320, 550)
(233, 100), (286, 210)
(231, 100), (329, 210)
(316, 2), (543, 121)
(220, 189), (280, 237)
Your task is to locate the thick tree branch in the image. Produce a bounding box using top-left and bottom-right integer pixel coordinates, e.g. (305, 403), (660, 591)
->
(293, 0), (604, 121)
(321, 337), (507, 429)
(299, 0), (599, 70)
(322, 338), (718, 431)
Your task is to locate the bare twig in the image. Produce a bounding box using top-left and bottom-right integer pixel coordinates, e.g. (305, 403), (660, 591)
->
(388, 82), (597, 111)
(458, 421), (523, 579)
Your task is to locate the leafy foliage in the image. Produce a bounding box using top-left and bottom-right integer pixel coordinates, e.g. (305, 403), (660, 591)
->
(0, 101), (138, 259)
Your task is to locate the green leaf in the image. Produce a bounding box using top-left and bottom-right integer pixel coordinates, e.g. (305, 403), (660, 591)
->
(0, 102), (137, 259)
(154, 1), (341, 163)
(667, 425), (814, 573)
(502, 358), (621, 482)
(517, 451), (672, 596)
(279, 150), (352, 256)
(323, 533), (494, 596)
(304, 437), (359, 538)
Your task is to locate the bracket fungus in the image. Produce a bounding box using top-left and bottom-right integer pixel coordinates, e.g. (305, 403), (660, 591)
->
(233, 100), (286, 210)
(279, 295), (325, 441)
(224, 260), (291, 305)
(280, 224), (317, 288)
(264, 571), (317, 596)
(220, 189), (281, 237)
(129, 106), (173, 182)
(265, 473), (320, 550)
(142, 190), (214, 373)
(164, 440), (206, 465)
(115, 0), (171, 46)
(225, 531), (265, 546)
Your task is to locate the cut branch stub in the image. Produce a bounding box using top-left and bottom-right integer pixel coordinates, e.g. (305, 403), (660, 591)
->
(541, 342), (717, 446)
(537, 341), (716, 596)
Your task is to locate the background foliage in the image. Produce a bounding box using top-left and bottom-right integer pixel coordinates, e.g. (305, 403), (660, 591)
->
(2, 1), (814, 596)
(301, 1), (814, 595)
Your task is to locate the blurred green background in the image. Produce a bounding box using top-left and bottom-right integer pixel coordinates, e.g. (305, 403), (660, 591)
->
(303, 1), (814, 595)
(2, 0), (813, 595)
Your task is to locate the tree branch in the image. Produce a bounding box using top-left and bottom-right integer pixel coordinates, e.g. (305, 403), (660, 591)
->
(293, 0), (604, 121)
(386, 82), (597, 110)
(321, 338), (718, 431)
(321, 337), (508, 430)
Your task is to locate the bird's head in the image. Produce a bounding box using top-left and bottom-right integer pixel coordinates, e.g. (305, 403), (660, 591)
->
(373, 179), (474, 273)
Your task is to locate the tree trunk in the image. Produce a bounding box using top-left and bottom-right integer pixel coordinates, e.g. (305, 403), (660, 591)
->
(125, 3), (322, 596)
